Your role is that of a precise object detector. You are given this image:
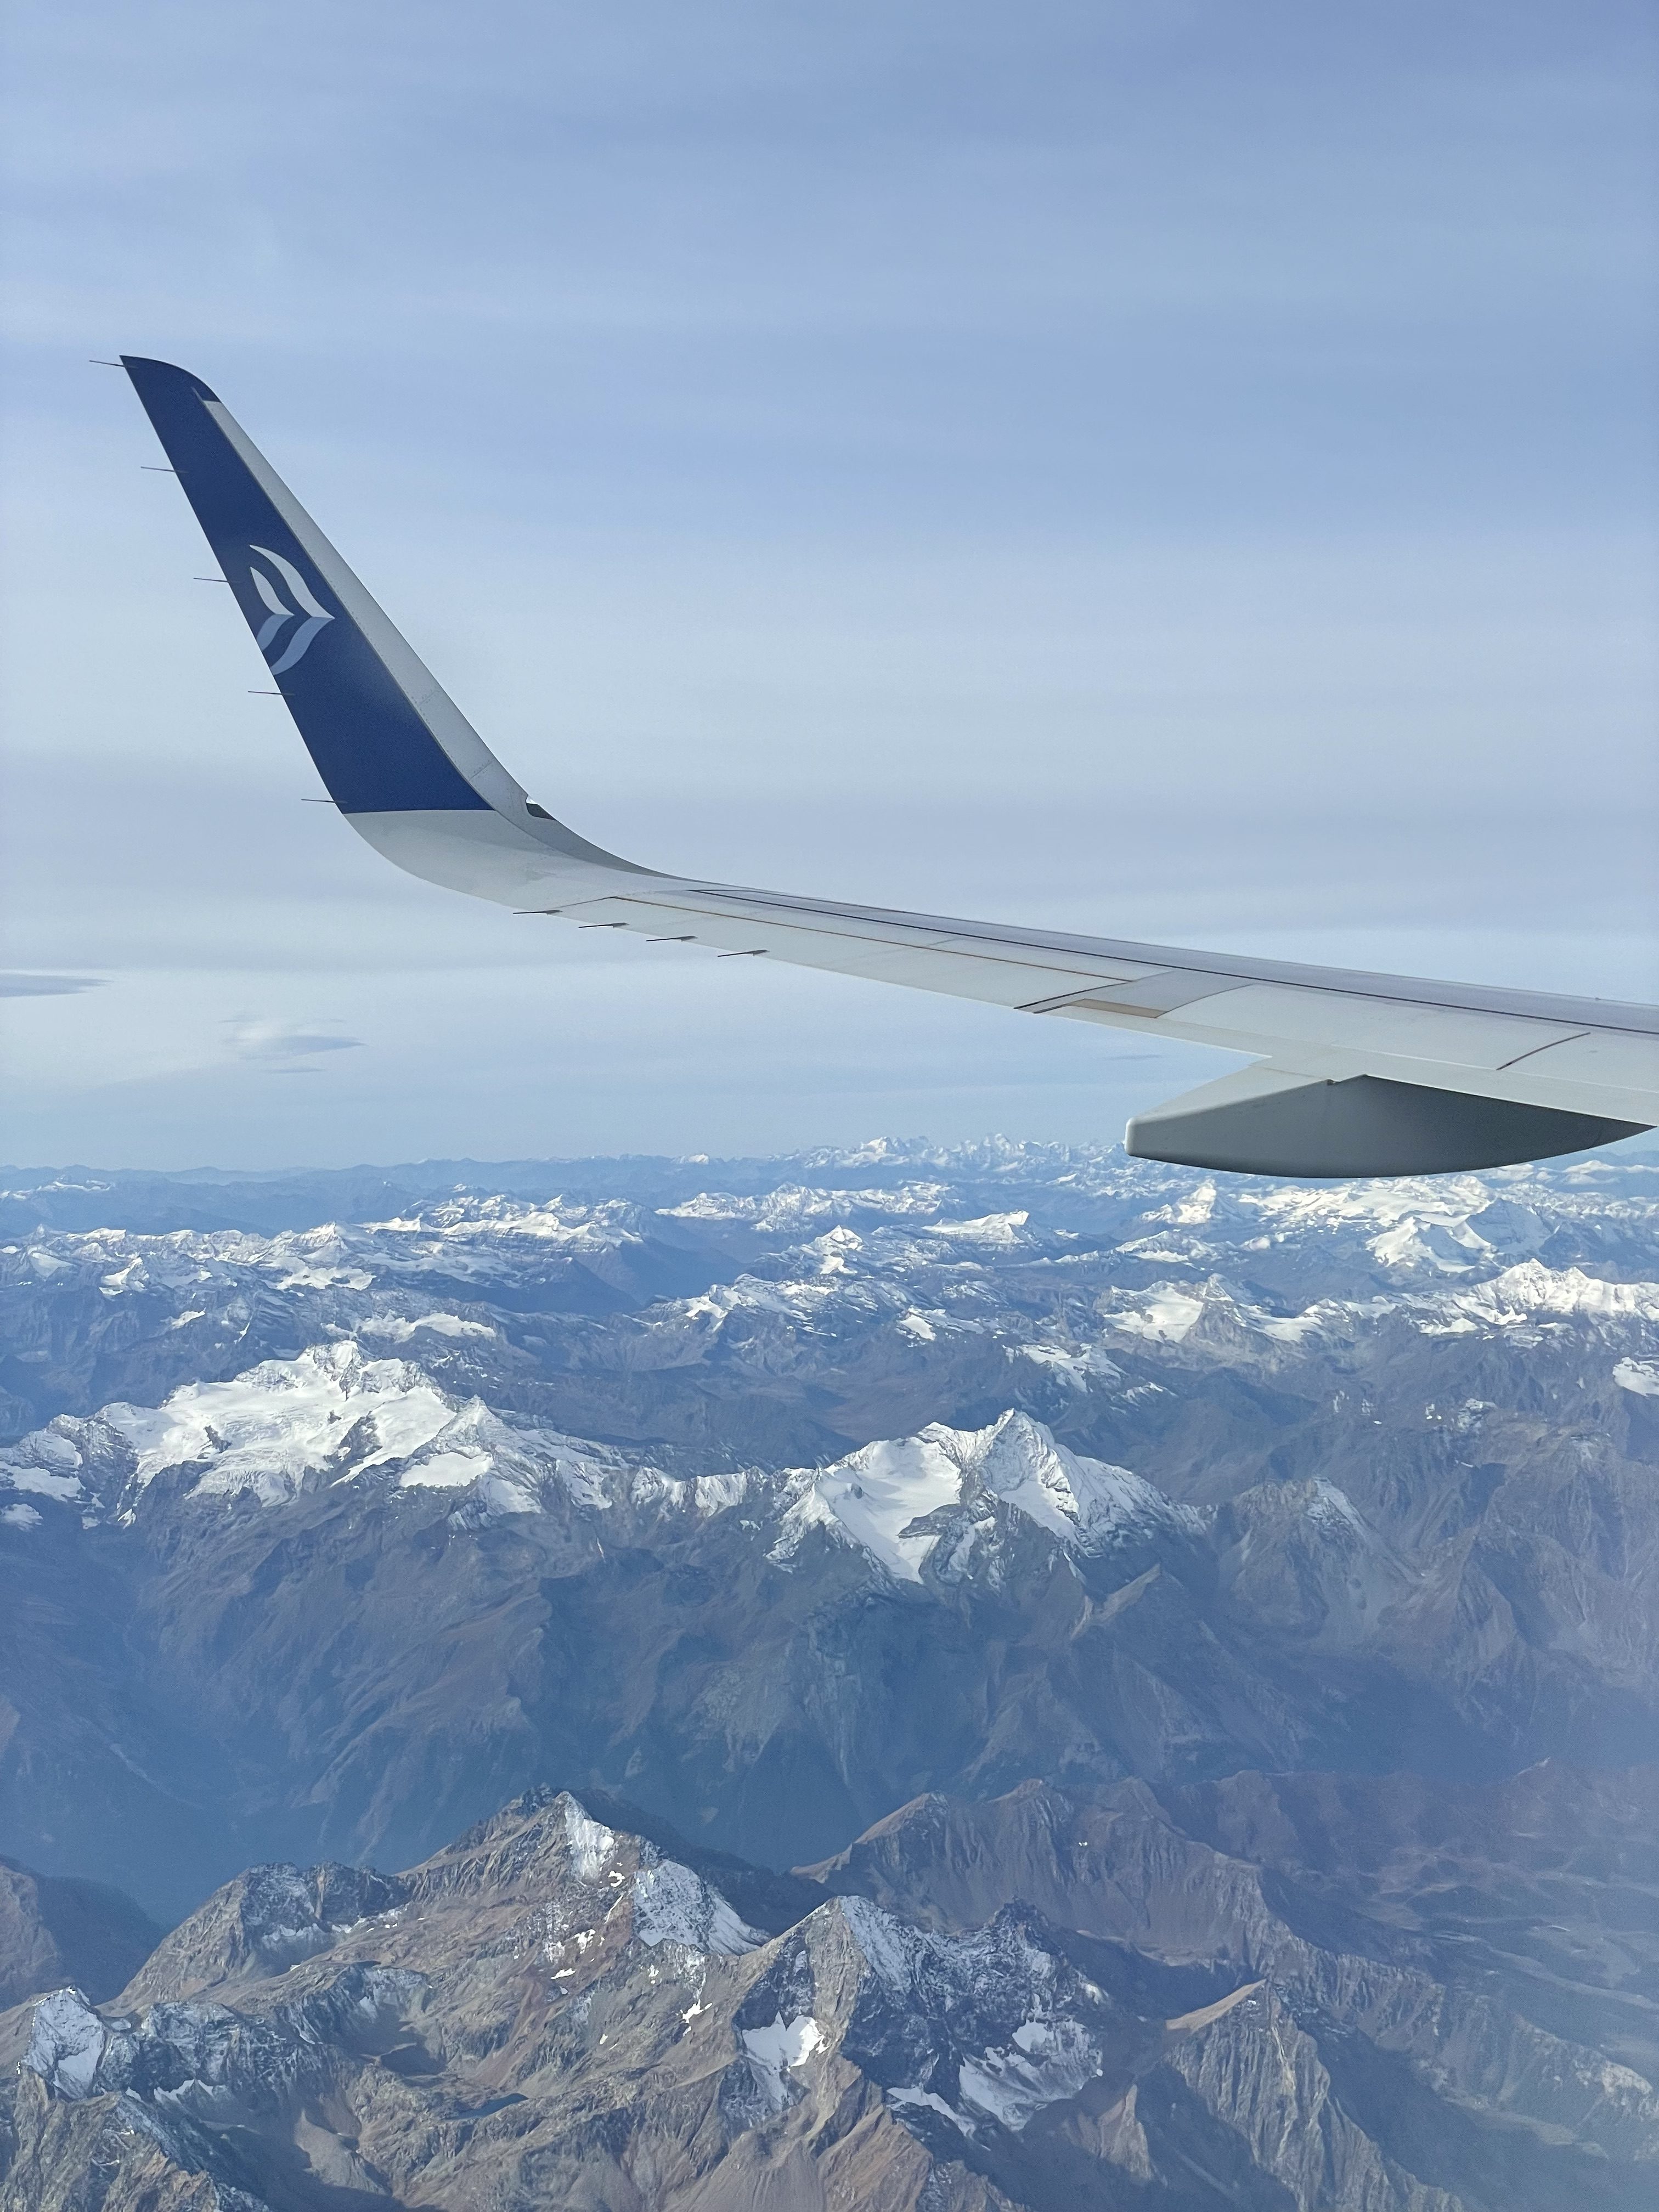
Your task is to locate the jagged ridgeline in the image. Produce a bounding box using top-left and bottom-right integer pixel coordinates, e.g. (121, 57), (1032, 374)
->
(2, 1142), (1658, 2208)
(6, 1780), (1659, 2210)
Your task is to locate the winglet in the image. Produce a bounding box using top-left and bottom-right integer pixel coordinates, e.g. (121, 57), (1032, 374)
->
(122, 356), (509, 818)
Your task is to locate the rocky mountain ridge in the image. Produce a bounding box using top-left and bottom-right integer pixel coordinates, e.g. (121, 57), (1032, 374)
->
(5, 1775), (1657, 2210)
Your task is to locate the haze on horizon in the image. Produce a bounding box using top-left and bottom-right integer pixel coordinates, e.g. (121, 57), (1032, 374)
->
(2, 0), (1655, 1170)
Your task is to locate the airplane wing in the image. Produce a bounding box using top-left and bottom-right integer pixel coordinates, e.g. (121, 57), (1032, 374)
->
(121, 356), (1658, 1178)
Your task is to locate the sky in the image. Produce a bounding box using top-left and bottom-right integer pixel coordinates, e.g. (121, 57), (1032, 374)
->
(2, 0), (1656, 1169)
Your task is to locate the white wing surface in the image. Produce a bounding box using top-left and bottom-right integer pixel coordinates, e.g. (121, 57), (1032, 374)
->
(122, 355), (1657, 1178)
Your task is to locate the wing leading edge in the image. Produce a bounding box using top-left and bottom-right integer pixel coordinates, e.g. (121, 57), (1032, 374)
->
(121, 356), (1657, 1178)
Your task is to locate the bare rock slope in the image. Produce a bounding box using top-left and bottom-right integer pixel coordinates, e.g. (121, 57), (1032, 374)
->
(5, 1780), (1657, 2212)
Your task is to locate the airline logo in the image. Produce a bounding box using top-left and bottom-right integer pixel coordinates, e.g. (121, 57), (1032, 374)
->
(248, 545), (334, 674)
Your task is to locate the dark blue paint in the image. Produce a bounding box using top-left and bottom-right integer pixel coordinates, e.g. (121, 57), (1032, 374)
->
(122, 357), (489, 816)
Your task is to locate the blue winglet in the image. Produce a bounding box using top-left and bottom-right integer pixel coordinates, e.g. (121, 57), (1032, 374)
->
(121, 357), (490, 816)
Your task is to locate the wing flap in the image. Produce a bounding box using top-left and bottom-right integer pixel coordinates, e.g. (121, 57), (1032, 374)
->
(557, 888), (1141, 1005)
(1509, 1030), (1659, 1095)
(1160, 982), (1587, 1072)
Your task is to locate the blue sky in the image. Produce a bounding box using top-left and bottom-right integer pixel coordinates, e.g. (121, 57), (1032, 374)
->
(2, 1), (1655, 1166)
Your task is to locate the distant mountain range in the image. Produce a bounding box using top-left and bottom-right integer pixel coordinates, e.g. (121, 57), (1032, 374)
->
(1, 1142), (1656, 2207)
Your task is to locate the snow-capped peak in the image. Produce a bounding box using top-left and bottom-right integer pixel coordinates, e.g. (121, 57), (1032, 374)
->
(0, 1344), (629, 1520)
(964, 1411), (1178, 1545)
(773, 1434), (965, 1583)
(771, 1412), (1184, 1584)
(25, 1988), (108, 2100)
(630, 1858), (761, 1956)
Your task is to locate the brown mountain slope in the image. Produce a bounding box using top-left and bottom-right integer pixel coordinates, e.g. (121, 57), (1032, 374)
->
(5, 1781), (1658, 2210)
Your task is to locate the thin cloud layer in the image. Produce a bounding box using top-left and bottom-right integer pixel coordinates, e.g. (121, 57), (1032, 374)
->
(224, 1019), (364, 1069)
(0, 973), (104, 998)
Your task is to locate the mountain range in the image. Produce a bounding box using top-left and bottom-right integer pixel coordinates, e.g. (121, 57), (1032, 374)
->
(1, 1139), (1656, 2207)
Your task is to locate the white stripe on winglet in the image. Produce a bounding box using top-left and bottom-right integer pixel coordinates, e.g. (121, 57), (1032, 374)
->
(251, 544), (331, 622)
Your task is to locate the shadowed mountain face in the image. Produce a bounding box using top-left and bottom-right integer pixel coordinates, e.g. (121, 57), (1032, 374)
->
(0, 1142), (1657, 2207)
(0, 1863), (160, 2012)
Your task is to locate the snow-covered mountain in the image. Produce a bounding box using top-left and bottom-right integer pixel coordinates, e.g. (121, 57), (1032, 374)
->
(3, 1142), (1659, 2211)
(3, 1342), (1188, 1577)
(3, 1142), (1658, 1921)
